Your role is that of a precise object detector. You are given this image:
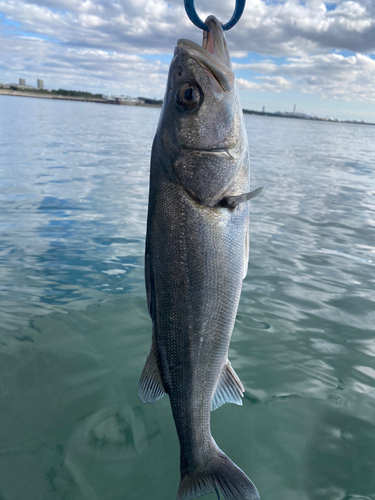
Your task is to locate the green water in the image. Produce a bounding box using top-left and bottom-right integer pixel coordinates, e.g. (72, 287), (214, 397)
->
(0, 96), (374, 500)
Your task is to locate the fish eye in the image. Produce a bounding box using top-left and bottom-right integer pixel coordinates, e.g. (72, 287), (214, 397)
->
(175, 83), (203, 112)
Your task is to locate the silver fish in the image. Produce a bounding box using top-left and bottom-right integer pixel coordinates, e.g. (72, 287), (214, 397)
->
(139, 15), (261, 500)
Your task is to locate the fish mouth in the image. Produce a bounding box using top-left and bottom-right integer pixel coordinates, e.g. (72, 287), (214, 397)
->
(202, 15), (232, 69)
(177, 16), (234, 92)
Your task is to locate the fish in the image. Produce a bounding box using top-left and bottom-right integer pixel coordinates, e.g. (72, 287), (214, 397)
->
(138, 15), (262, 500)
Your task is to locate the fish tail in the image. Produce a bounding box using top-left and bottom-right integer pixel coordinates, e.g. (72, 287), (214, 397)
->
(177, 448), (260, 500)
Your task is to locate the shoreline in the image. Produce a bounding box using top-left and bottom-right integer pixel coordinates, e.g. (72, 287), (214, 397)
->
(1, 89), (374, 125)
(242, 109), (375, 126)
(0, 89), (163, 107)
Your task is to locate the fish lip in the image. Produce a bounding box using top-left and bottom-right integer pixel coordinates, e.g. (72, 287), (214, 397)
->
(175, 42), (233, 92)
(177, 16), (231, 68)
(176, 39), (220, 65)
(176, 17), (234, 92)
(203, 15), (232, 68)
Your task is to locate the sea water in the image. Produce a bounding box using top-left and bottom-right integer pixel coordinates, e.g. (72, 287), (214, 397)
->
(0, 95), (374, 500)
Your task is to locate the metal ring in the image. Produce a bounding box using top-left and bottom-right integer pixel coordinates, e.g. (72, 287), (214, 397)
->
(184, 0), (246, 31)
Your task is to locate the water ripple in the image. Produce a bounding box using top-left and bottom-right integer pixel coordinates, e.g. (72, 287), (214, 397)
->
(1, 98), (375, 500)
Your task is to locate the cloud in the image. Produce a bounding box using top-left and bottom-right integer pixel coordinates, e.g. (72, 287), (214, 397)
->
(0, 31), (170, 95)
(1, 0), (375, 56)
(235, 52), (375, 103)
(229, 0), (375, 56)
(237, 75), (293, 93)
(0, 0), (375, 110)
(0, 0), (193, 54)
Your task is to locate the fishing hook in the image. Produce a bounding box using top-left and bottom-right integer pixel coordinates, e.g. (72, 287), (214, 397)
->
(184, 0), (246, 31)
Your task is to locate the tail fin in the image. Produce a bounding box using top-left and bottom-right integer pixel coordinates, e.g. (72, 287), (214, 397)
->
(177, 449), (260, 500)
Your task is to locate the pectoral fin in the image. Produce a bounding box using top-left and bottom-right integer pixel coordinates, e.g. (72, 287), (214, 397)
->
(211, 360), (244, 411)
(220, 186), (264, 209)
(138, 341), (166, 403)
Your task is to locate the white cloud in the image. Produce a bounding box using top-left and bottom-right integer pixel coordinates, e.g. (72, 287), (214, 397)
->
(1, 0), (375, 55)
(237, 75), (293, 93)
(235, 53), (375, 103)
(0, 0), (375, 113)
(0, 32), (169, 95)
(234, 0), (375, 56)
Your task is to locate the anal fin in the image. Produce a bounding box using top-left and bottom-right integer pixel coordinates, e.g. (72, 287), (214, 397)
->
(243, 220), (249, 280)
(138, 341), (166, 403)
(211, 360), (244, 411)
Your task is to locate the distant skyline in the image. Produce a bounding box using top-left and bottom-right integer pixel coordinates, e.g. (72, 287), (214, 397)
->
(1, 0), (375, 122)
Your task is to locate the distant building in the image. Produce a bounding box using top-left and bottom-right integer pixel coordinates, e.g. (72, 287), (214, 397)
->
(102, 95), (116, 101)
(262, 106), (265, 113)
(37, 79), (44, 89)
(275, 110), (310, 119)
(5, 80), (36, 90)
(18, 83), (36, 90)
(112, 95), (143, 105)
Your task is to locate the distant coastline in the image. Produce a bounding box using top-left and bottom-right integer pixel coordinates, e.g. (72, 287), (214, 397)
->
(0, 88), (109, 104)
(0, 88), (163, 108)
(1, 88), (374, 126)
(242, 108), (375, 127)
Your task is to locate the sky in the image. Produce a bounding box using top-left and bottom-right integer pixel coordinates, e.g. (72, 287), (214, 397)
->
(1, 0), (375, 122)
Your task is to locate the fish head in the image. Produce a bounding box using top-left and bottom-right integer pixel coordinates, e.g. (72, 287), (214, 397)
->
(154, 16), (248, 206)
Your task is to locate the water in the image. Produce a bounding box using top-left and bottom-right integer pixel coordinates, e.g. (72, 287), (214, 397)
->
(0, 95), (374, 500)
